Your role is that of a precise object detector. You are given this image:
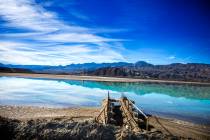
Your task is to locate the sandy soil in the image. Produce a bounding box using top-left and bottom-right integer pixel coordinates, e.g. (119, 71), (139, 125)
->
(1, 72), (210, 85)
(0, 105), (99, 121)
(0, 105), (210, 140)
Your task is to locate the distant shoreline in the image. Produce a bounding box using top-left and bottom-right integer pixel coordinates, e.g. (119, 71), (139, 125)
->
(1, 72), (210, 85)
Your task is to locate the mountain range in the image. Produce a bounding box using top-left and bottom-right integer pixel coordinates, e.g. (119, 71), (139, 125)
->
(0, 61), (210, 82)
(0, 62), (132, 74)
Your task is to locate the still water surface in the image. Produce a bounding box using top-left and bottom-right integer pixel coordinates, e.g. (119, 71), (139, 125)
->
(0, 76), (210, 124)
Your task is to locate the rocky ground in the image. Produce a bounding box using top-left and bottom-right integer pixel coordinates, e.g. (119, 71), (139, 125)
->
(0, 106), (210, 140)
(0, 116), (179, 140)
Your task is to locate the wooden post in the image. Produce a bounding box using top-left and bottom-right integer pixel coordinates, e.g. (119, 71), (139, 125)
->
(146, 118), (148, 131)
(119, 98), (141, 132)
(107, 91), (110, 124)
(104, 107), (106, 124)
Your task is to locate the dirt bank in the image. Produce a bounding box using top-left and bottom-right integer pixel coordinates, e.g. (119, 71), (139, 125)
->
(1, 72), (210, 85)
(0, 105), (99, 121)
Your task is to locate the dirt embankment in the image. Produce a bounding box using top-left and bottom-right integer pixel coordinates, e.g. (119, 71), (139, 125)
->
(1, 116), (177, 140)
(1, 72), (210, 85)
(0, 106), (210, 140)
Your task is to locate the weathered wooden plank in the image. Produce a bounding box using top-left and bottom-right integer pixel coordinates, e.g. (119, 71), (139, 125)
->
(119, 98), (141, 132)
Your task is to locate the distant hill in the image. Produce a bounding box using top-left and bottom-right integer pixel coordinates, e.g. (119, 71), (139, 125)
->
(87, 62), (210, 83)
(0, 62), (132, 74)
(0, 66), (33, 73)
(0, 61), (210, 82)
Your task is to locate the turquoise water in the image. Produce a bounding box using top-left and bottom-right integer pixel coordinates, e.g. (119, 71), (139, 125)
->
(0, 76), (210, 124)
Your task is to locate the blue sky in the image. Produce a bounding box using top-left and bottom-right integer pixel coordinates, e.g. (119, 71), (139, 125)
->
(0, 0), (209, 65)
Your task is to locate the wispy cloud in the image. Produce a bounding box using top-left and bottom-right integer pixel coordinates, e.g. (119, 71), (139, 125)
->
(168, 55), (176, 60)
(0, 0), (63, 32)
(0, 0), (125, 65)
(70, 10), (90, 21)
(0, 41), (125, 65)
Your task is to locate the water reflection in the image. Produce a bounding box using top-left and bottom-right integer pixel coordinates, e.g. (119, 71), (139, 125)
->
(0, 77), (121, 107)
(62, 80), (210, 100)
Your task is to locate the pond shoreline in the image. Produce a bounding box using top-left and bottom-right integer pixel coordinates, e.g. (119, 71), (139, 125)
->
(0, 105), (210, 139)
(1, 72), (210, 85)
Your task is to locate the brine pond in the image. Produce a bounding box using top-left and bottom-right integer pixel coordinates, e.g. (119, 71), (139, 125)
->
(0, 76), (210, 124)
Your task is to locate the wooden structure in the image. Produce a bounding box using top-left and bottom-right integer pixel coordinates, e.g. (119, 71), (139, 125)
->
(95, 93), (149, 132)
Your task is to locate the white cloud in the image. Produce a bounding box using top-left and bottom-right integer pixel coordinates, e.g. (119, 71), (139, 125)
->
(0, 0), (126, 65)
(0, 0), (119, 43)
(0, 0), (61, 32)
